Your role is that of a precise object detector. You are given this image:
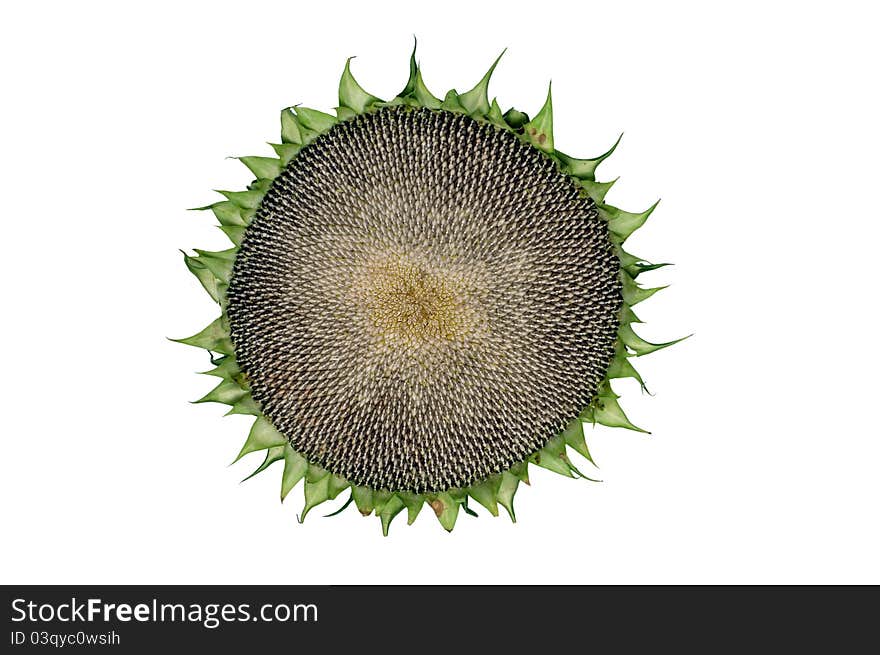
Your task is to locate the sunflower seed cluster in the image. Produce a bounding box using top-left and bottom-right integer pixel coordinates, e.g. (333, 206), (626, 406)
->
(227, 107), (621, 493)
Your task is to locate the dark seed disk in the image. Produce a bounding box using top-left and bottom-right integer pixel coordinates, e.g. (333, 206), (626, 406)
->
(226, 106), (621, 493)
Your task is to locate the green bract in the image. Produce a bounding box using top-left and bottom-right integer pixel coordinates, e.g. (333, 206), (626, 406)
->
(176, 44), (684, 534)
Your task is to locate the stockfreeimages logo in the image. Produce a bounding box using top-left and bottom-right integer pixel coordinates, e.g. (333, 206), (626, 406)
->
(11, 597), (318, 630)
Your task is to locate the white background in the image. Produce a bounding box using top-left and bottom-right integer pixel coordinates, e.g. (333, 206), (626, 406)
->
(1, 1), (878, 584)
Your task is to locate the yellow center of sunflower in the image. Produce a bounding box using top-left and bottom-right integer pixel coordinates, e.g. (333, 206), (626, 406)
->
(363, 258), (464, 342)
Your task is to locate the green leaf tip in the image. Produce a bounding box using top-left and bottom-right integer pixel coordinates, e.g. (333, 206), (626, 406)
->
(370, 490), (392, 516)
(487, 99), (506, 127)
(225, 395), (261, 417)
(241, 446), (285, 483)
(441, 89), (464, 112)
(297, 469), (347, 522)
(603, 199), (661, 242)
(323, 492), (355, 517)
(181, 251), (221, 303)
(280, 109), (303, 145)
(339, 57), (382, 114)
(606, 343), (646, 389)
(461, 497), (479, 517)
(192, 248), (235, 285)
(620, 323), (692, 357)
(233, 416), (288, 463)
(400, 493), (424, 525)
(533, 445), (575, 478)
(217, 189), (263, 210)
(618, 249), (672, 279)
(591, 384), (650, 433)
(412, 67), (442, 108)
(380, 495), (406, 536)
(557, 133), (623, 181)
(525, 84), (553, 152)
(299, 473), (330, 523)
(195, 379), (247, 406)
(428, 493), (460, 532)
(580, 177), (618, 204)
(201, 355), (240, 380)
(398, 36), (419, 97)
(496, 472), (520, 522)
(468, 477), (500, 517)
(238, 156), (281, 181)
(190, 200), (247, 227)
(621, 270), (667, 306)
(561, 417), (596, 465)
(270, 142), (301, 167)
(351, 486), (373, 516)
(170, 316), (233, 355)
(294, 107), (337, 133)
(280, 445), (307, 502)
(510, 461), (530, 485)
(458, 49), (506, 117)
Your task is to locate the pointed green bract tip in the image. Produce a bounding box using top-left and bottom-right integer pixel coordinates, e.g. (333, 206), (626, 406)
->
(280, 445), (307, 502)
(429, 493), (460, 532)
(621, 270), (667, 306)
(441, 89), (463, 112)
(339, 57), (382, 113)
(580, 178), (618, 204)
(486, 98), (506, 127)
(323, 492), (354, 518)
(400, 493), (424, 524)
(496, 472), (519, 522)
(398, 36), (419, 97)
(525, 84), (554, 152)
(233, 417), (288, 463)
(271, 142), (301, 167)
(534, 445), (576, 478)
(380, 495), (406, 536)
(562, 418), (596, 465)
(557, 134), (623, 181)
(412, 68), (441, 108)
(294, 107), (337, 133)
(192, 248), (235, 285)
(190, 200), (248, 227)
(241, 446), (286, 482)
(458, 49), (505, 117)
(604, 200), (661, 242)
(238, 156), (282, 181)
(592, 384), (650, 433)
(196, 379), (246, 406)
(182, 251), (222, 303)
(468, 478), (500, 517)
(607, 344), (646, 388)
(620, 323), (692, 357)
(300, 473), (331, 522)
(280, 109), (303, 145)
(171, 317), (234, 355)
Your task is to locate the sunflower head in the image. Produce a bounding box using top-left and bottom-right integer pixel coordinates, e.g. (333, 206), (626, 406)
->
(176, 44), (685, 534)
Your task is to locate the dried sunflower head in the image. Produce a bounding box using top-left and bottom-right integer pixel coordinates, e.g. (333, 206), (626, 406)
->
(176, 45), (684, 534)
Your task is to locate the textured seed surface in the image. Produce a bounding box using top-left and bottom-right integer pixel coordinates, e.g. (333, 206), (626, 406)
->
(227, 107), (621, 493)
